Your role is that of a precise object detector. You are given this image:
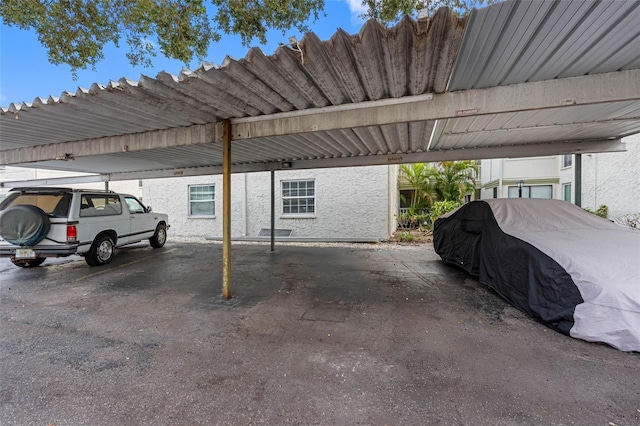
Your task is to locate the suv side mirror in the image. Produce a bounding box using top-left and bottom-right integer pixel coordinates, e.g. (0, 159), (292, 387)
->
(145, 206), (152, 213)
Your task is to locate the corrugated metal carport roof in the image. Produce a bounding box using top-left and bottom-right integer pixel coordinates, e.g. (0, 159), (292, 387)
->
(432, 0), (640, 152)
(1, 0), (639, 182)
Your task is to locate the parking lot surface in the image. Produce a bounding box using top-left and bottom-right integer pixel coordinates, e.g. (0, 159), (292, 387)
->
(1, 241), (638, 425)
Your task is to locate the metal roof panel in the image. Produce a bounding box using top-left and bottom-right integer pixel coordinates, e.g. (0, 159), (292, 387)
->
(1, 2), (638, 181)
(448, 0), (640, 90)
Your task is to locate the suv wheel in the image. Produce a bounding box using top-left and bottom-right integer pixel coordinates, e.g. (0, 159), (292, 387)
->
(86, 234), (115, 266)
(149, 223), (167, 248)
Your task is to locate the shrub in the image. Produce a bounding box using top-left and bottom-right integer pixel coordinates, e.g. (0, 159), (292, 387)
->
(397, 207), (429, 229)
(398, 231), (416, 242)
(583, 205), (608, 219)
(429, 200), (461, 226)
(614, 213), (640, 231)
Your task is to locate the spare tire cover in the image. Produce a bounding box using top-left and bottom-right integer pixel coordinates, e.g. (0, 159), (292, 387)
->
(0, 205), (51, 246)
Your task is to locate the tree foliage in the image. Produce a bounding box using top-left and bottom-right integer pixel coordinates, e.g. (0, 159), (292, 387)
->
(1, 0), (324, 75)
(401, 160), (477, 208)
(360, 0), (493, 23)
(432, 160), (478, 202)
(399, 160), (477, 229)
(1, 0), (491, 75)
(400, 162), (438, 210)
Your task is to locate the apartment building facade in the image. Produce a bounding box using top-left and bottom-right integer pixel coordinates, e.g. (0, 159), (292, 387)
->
(142, 165), (400, 241)
(480, 134), (640, 222)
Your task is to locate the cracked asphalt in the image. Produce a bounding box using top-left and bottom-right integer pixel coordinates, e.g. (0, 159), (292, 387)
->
(1, 241), (639, 425)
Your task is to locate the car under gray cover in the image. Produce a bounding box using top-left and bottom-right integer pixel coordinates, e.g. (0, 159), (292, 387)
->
(433, 198), (640, 352)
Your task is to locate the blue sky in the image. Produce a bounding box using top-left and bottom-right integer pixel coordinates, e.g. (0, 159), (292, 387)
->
(0, 0), (366, 107)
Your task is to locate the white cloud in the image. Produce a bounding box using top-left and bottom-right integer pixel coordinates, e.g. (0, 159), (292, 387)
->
(344, 0), (367, 14)
(342, 0), (367, 25)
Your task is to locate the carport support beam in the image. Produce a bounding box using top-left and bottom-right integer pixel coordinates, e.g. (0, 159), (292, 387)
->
(271, 169), (275, 252)
(222, 120), (232, 299)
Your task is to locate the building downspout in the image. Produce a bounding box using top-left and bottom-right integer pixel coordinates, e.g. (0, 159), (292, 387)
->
(498, 159), (504, 198)
(244, 173), (248, 236)
(575, 154), (582, 207)
(593, 155), (598, 209)
(388, 165), (398, 237)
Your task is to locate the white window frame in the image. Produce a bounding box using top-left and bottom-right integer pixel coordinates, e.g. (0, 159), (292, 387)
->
(562, 155), (573, 168)
(281, 179), (316, 218)
(508, 184), (553, 199)
(188, 184), (215, 217)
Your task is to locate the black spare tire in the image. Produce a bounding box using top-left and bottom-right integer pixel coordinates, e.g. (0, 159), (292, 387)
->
(0, 205), (51, 246)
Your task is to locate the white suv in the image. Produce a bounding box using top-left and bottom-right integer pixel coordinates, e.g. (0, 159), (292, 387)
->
(0, 187), (169, 268)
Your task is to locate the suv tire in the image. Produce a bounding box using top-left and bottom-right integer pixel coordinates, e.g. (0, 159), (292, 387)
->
(11, 257), (46, 268)
(0, 205), (51, 246)
(149, 223), (167, 248)
(85, 234), (115, 266)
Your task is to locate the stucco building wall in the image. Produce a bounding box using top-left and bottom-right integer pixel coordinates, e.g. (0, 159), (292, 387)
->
(581, 134), (640, 221)
(478, 135), (640, 225)
(143, 166), (394, 240)
(0, 167), (141, 199)
(480, 156), (561, 199)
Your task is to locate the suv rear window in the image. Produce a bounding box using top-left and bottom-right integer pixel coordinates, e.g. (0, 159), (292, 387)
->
(0, 193), (72, 218)
(80, 194), (122, 217)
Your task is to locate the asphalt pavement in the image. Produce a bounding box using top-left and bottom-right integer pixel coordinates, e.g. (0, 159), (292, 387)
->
(1, 241), (638, 425)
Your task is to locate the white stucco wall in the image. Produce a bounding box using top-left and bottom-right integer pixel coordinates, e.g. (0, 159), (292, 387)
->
(480, 157), (561, 199)
(480, 159), (502, 185)
(480, 159), (503, 199)
(0, 166), (142, 200)
(581, 134), (640, 220)
(503, 156), (558, 180)
(478, 135), (640, 217)
(142, 166), (393, 240)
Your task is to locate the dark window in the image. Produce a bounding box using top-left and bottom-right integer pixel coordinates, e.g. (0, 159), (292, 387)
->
(563, 184), (572, 202)
(508, 185), (553, 199)
(399, 190), (414, 208)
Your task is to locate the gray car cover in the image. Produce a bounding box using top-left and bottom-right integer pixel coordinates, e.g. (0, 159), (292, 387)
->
(434, 199), (640, 352)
